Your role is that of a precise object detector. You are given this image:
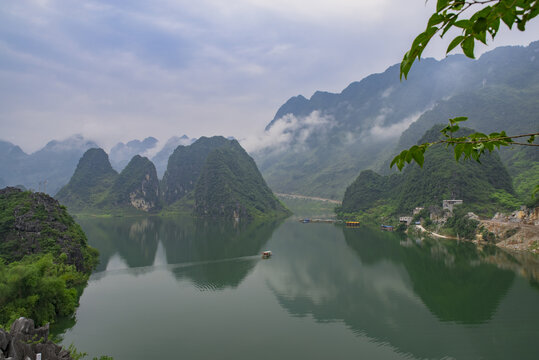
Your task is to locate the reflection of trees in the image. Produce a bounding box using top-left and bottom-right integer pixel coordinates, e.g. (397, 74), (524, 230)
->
(79, 215), (282, 290)
(346, 226), (515, 324)
(172, 259), (258, 291)
(265, 222), (539, 360)
(78, 217), (160, 271)
(162, 217), (282, 289)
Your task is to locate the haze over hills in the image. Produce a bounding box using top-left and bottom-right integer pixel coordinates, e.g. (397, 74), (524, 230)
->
(109, 137), (158, 172)
(0, 135), (98, 195)
(1, 42), (537, 204)
(251, 41), (539, 200)
(0, 134), (196, 195)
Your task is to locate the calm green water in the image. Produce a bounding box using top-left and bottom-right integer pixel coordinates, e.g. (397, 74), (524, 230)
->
(58, 216), (539, 359)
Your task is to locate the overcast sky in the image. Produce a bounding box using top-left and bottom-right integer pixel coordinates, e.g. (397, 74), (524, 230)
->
(1, 0), (538, 153)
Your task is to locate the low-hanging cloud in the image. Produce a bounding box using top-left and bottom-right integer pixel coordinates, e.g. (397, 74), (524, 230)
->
(240, 110), (335, 153)
(367, 110), (427, 141)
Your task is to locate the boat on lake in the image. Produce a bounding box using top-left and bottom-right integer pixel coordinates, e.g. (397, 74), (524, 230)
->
(346, 221), (360, 228)
(262, 251), (272, 259)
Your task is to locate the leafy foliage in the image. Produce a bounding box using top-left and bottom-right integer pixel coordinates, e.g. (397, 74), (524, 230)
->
(443, 207), (479, 240)
(401, 0), (539, 79)
(0, 254), (89, 329)
(397, 1), (539, 195)
(391, 117), (537, 171)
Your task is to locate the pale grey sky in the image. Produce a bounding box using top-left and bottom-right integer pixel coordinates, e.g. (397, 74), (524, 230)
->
(1, 0), (538, 153)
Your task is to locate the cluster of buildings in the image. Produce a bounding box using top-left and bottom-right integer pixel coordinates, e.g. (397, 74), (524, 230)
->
(399, 200), (463, 226)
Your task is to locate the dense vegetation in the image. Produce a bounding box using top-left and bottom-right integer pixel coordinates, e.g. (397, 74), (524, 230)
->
(56, 149), (161, 213)
(194, 140), (290, 219)
(55, 148), (118, 211)
(0, 254), (88, 329)
(161, 136), (230, 204)
(0, 187), (98, 329)
(338, 125), (519, 221)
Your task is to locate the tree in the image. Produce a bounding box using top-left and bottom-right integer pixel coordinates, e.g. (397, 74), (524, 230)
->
(392, 0), (539, 196)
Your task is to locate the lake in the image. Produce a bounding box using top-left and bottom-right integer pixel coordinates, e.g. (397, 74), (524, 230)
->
(57, 216), (539, 359)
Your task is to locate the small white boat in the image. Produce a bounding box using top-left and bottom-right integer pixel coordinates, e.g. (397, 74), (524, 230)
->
(261, 251), (272, 259)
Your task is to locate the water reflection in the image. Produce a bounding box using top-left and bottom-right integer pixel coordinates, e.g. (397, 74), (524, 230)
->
(78, 216), (281, 289)
(345, 226), (515, 324)
(263, 221), (539, 360)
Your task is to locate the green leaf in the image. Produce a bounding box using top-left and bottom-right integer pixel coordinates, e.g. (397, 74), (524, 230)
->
(411, 147), (425, 167)
(502, 10), (516, 28)
(454, 143), (465, 161)
(428, 13), (445, 27)
(472, 17), (488, 33)
(461, 36), (476, 58)
(454, 19), (471, 29)
(451, 116), (468, 123)
(447, 35), (465, 53)
(436, 0), (449, 12)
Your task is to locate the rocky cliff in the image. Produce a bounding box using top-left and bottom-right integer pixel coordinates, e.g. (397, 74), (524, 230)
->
(0, 318), (72, 360)
(106, 155), (160, 211)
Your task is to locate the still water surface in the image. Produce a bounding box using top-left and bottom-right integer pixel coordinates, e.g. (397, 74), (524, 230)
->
(58, 216), (539, 359)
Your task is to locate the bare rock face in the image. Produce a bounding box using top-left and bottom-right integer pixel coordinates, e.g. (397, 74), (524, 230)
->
(0, 318), (71, 360)
(108, 155), (160, 212)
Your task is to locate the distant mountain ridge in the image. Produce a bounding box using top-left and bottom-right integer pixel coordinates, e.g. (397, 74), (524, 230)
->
(0, 134), (196, 195)
(0, 135), (98, 195)
(253, 41), (539, 200)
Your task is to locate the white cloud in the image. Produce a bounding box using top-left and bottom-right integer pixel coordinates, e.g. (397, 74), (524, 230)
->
(240, 110), (335, 153)
(368, 111), (426, 140)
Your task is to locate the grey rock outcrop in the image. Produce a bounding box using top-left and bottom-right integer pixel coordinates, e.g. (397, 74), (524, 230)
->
(0, 318), (71, 360)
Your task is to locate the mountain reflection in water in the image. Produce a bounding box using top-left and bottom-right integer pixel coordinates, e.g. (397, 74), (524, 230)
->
(65, 217), (539, 360)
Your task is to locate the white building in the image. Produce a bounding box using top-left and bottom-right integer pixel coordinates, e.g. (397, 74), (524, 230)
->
(443, 200), (463, 213)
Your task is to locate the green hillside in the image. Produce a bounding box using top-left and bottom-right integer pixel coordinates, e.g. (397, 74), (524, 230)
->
(162, 136), (230, 204)
(194, 141), (290, 219)
(105, 155), (161, 211)
(0, 187), (98, 328)
(55, 148), (118, 211)
(339, 125), (519, 220)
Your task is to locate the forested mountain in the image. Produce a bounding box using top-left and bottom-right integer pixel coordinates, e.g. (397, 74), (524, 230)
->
(162, 136), (232, 204)
(55, 138), (288, 218)
(194, 140), (290, 218)
(0, 135), (98, 195)
(105, 155), (160, 211)
(388, 84), (539, 201)
(55, 148), (118, 211)
(252, 41), (539, 200)
(164, 136), (289, 219)
(340, 126), (519, 218)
